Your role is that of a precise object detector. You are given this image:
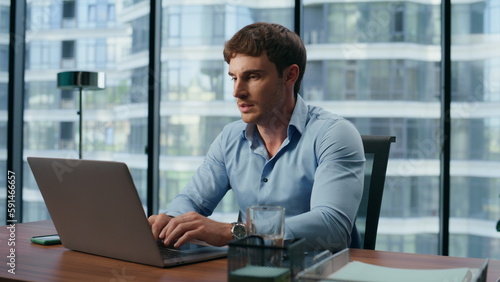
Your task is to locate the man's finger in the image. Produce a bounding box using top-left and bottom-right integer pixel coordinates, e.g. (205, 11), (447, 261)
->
(150, 214), (172, 239)
(147, 215), (157, 226)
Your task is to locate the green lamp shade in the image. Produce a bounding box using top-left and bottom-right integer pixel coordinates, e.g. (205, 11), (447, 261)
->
(57, 71), (105, 90)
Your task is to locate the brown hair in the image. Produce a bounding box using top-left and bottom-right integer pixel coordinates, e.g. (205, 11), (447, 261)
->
(223, 22), (306, 96)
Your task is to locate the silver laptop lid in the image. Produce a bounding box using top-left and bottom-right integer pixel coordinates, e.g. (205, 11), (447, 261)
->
(28, 157), (167, 267)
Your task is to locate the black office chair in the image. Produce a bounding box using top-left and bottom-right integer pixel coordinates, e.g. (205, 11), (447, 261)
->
(350, 135), (396, 250)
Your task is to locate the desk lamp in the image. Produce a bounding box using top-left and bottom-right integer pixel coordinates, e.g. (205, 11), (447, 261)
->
(57, 71), (105, 159)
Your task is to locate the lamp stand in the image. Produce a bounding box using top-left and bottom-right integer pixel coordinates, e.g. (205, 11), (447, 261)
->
(57, 71), (106, 160)
(77, 87), (83, 159)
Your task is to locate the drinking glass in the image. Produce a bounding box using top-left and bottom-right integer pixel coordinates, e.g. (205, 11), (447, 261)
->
(246, 205), (285, 248)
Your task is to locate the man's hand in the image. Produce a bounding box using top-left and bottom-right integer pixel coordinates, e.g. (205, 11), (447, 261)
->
(148, 213), (174, 240)
(148, 212), (233, 248)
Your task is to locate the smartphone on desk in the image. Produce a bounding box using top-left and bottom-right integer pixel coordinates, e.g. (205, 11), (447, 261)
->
(30, 234), (61, 245)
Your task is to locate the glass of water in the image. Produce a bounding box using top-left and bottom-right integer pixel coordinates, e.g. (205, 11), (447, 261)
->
(246, 205), (285, 267)
(246, 205), (285, 246)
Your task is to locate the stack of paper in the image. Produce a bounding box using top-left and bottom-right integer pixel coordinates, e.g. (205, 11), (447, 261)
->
(328, 261), (472, 282)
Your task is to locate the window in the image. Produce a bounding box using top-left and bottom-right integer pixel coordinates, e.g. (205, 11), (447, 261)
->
(163, 5), (227, 47)
(159, 2), (295, 221)
(130, 67), (149, 103)
(0, 83), (7, 110)
(450, 1), (500, 259)
(131, 16), (149, 53)
(59, 121), (74, 150)
(19, 1), (148, 222)
(0, 2), (9, 223)
(62, 40), (75, 59)
(161, 60), (225, 101)
(107, 4), (115, 22)
(306, 2), (443, 256)
(88, 5), (96, 21)
(61, 40), (75, 68)
(0, 6), (9, 32)
(62, 0), (75, 19)
(62, 0), (76, 28)
(60, 90), (75, 109)
(392, 4), (405, 41)
(0, 45), (8, 71)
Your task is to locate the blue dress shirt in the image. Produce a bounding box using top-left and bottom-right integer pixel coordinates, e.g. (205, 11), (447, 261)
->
(165, 95), (365, 251)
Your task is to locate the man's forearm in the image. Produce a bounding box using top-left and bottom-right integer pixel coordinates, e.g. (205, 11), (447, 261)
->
(284, 209), (352, 252)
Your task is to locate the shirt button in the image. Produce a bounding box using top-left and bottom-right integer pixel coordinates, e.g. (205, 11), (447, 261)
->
(263, 178), (268, 183)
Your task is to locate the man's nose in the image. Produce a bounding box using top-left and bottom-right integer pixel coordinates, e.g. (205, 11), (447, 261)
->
(232, 80), (247, 98)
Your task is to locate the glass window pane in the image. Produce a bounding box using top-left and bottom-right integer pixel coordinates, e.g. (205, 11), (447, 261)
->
(23, 1), (150, 221)
(450, 0), (500, 260)
(304, 1), (442, 255)
(159, 1), (294, 222)
(0, 2), (10, 221)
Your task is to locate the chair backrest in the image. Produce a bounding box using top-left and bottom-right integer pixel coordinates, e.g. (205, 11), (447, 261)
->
(351, 135), (396, 250)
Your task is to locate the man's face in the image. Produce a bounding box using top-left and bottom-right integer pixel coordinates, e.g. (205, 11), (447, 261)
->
(228, 53), (290, 128)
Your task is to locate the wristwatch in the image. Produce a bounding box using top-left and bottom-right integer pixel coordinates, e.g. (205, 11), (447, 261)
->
(231, 222), (247, 239)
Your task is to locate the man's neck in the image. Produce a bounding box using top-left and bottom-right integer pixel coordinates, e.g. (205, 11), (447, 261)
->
(256, 98), (295, 158)
(257, 124), (288, 158)
(256, 93), (297, 158)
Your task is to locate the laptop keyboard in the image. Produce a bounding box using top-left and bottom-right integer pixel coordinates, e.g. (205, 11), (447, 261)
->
(159, 247), (185, 259)
(157, 242), (189, 259)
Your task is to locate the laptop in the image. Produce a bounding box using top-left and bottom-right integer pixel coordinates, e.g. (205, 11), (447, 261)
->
(27, 157), (227, 267)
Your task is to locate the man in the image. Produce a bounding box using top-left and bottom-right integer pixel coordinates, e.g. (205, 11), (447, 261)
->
(149, 22), (365, 252)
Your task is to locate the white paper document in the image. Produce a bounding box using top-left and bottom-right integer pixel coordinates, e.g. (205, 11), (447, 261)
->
(328, 261), (472, 282)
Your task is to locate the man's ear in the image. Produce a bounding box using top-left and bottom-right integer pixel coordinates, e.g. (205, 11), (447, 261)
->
(284, 64), (299, 87)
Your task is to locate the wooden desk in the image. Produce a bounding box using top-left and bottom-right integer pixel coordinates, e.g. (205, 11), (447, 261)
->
(1, 221), (499, 281)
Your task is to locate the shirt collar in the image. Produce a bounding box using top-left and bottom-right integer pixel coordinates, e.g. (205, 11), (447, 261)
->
(288, 94), (308, 136)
